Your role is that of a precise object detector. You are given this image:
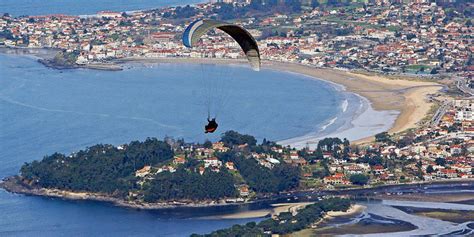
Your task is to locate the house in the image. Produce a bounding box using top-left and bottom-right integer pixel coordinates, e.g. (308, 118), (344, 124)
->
(451, 164), (472, 173)
(257, 159), (273, 169)
(225, 162), (235, 171)
(204, 157), (222, 168)
(271, 147), (283, 153)
(135, 166), (151, 177)
(157, 166), (176, 173)
(97, 11), (122, 18)
(372, 165), (385, 175)
(449, 145), (462, 155)
(212, 142), (229, 152)
(239, 186), (250, 197)
(173, 156), (185, 165)
(290, 151), (299, 160)
(329, 164), (342, 173)
(196, 148), (214, 157)
(345, 164), (364, 174)
(285, 157), (307, 166)
(199, 166), (205, 175)
(323, 173), (350, 185)
(267, 157), (281, 165)
(438, 169), (458, 178)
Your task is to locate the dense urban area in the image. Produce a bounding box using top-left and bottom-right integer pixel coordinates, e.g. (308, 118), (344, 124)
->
(0, 1), (472, 77)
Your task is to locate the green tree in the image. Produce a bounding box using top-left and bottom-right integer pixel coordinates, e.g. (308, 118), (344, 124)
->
(435, 157), (446, 166)
(20, 138), (174, 198)
(349, 174), (369, 185)
(203, 140), (213, 149)
(220, 131), (257, 147)
(375, 132), (391, 143)
(426, 165), (434, 174)
(144, 167), (237, 201)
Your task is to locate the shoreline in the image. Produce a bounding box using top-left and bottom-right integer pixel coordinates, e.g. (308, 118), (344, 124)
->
(265, 61), (442, 145)
(326, 204), (367, 218)
(0, 176), (251, 210)
(0, 49), (443, 146)
(0, 46), (122, 71)
(116, 57), (442, 145)
(5, 1), (208, 18)
(2, 175), (473, 213)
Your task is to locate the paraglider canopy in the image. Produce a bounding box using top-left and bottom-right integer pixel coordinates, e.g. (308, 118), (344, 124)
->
(182, 19), (261, 71)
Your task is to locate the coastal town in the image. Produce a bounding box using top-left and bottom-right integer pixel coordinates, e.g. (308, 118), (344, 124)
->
(0, 1), (472, 194)
(0, 1), (472, 80)
(130, 98), (473, 200)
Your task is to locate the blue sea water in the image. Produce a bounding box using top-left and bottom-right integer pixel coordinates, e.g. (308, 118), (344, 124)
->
(0, 0), (205, 17)
(0, 53), (348, 236)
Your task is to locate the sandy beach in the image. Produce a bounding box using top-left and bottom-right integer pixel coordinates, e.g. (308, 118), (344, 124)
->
(209, 202), (366, 221)
(209, 202), (315, 219)
(117, 57), (442, 145)
(290, 204), (367, 237)
(264, 62), (442, 145)
(325, 204), (366, 218)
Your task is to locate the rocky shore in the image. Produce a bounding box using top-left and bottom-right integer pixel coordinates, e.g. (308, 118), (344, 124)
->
(0, 176), (241, 210)
(2, 175), (473, 212)
(38, 58), (123, 71)
(0, 46), (122, 71)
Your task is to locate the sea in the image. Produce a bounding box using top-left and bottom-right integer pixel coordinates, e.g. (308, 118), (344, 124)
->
(0, 52), (362, 235)
(0, 0), (206, 17)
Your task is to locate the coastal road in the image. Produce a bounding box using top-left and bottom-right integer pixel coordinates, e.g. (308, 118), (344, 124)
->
(455, 77), (474, 97)
(431, 100), (450, 126)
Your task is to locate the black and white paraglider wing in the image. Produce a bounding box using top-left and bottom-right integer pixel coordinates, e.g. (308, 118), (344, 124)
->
(182, 19), (261, 71)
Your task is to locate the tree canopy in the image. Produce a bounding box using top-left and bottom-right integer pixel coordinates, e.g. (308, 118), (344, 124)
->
(20, 138), (173, 197)
(220, 130), (257, 147)
(143, 168), (237, 201)
(349, 174), (369, 186)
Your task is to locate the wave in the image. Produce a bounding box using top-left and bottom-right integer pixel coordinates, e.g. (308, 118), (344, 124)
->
(320, 117), (337, 132)
(341, 99), (348, 113)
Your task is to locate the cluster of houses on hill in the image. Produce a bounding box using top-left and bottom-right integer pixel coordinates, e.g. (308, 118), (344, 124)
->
(127, 99), (472, 194)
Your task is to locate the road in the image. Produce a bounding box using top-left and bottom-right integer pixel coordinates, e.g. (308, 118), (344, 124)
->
(431, 100), (450, 126)
(455, 77), (474, 97)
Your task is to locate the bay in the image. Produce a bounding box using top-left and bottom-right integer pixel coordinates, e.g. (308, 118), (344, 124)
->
(0, 0), (205, 17)
(0, 53), (347, 236)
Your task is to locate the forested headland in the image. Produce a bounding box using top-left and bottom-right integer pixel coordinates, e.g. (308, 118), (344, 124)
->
(6, 131), (302, 205)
